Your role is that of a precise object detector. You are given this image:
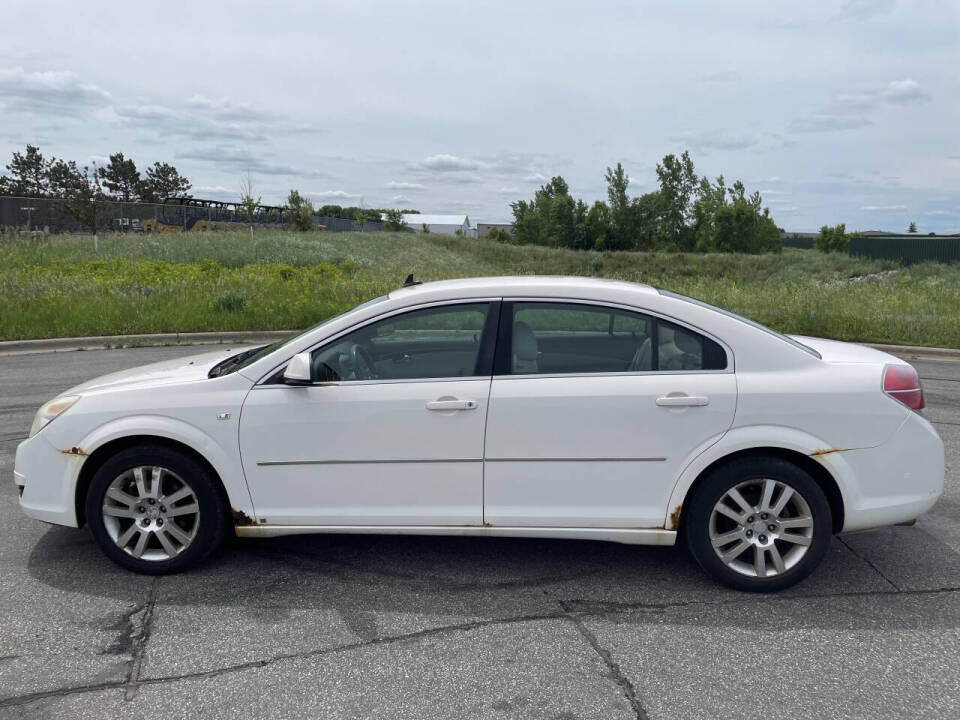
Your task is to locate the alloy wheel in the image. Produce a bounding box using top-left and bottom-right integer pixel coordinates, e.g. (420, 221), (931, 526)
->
(708, 478), (814, 578)
(101, 465), (200, 561)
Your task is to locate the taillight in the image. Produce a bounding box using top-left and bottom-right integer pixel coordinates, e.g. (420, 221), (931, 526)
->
(883, 363), (924, 410)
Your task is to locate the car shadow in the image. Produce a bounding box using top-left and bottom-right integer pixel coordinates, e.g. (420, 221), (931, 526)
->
(25, 523), (960, 632)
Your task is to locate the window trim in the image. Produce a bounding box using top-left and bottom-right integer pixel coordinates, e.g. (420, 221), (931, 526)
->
(256, 298), (502, 387)
(491, 297), (733, 379)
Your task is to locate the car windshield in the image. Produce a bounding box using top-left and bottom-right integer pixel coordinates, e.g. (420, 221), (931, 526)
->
(658, 289), (821, 359)
(208, 294), (389, 377)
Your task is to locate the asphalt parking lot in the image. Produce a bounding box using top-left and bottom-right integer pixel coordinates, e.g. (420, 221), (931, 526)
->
(1, 345), (959, 719)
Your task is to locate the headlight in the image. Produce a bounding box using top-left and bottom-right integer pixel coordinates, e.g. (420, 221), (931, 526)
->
(29, 395), (81, 438)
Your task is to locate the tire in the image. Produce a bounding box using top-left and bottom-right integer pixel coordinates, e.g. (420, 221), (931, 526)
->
(85, 444), (227, 574)
(685, 457), (832, 593)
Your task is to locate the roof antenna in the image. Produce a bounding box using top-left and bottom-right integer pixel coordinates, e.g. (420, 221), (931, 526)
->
(402, 273), (422, 287)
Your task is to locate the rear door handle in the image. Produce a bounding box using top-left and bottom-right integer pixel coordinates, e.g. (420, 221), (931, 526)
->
(656, 394), (709, 407)
(426, 398), (478, 411)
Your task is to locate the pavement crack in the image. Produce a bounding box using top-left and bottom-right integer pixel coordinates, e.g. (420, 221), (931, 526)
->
(124, 577), (160, 701)
(837, 536), (901, 591)
(5, 585), (960, 709)
(559, 601), (648, 720)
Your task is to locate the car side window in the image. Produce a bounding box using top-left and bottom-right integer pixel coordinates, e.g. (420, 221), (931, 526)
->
(508, 303), (654, 375)
(503, 302), (726, 375)
(658, 318), (726, 371)
(311, 303), (490, 382)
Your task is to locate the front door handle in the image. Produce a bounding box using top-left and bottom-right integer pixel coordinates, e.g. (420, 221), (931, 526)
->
(656, 394), (709, 407)
(426, 398), (478, 411)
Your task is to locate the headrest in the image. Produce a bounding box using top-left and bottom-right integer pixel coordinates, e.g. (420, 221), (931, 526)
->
(674, 329), (701, 355)
(513, 321), (539, 360)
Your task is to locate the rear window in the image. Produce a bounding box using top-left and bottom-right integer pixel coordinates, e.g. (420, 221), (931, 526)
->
(658, 289), (821, 359)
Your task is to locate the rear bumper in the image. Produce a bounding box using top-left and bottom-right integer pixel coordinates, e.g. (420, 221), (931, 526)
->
(14, 434), (82, 527)
(828, 410), (944, 532)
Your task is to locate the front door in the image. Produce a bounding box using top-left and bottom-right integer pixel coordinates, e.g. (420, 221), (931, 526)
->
(239, 301), (497, 526)
(483, 301), (737, 529)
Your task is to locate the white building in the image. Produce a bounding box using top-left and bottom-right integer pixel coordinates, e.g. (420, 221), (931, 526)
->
(399, 214), (473, 237)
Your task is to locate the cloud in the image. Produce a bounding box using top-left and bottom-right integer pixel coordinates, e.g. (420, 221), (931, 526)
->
(882, 78), (931, 105)
(115, 103), (269, 142)
(193, 185), (238, 199)
(177, 145), (324, 176)
(923, 210), (955, 216)
(789, 78), (930, 134)
(789, 114), (873, 133)
(417, 153), (481, 172)
(390, 194), (415, 205)
(385, 180), (427, 190)
(307, 190), (360, 200)
(523, 172), (548, 183)
(671, 130), (756, 151)
(860, 204), (907, 211)
(498, 187), (521, 195)
(185, 94), (279, 123)
(699, 70), (741, 83)
(443, 174), (484, 185)
(840, 0), (896, 21)
(0, 66), (111, 116)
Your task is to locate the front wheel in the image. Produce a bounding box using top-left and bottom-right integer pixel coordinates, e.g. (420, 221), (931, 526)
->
(685, 457), (832, 592)
(85, 445), (227, 574)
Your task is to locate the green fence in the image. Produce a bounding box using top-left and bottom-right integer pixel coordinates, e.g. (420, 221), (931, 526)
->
(781, 234), (815, 249)
(850, 234), (960, 264)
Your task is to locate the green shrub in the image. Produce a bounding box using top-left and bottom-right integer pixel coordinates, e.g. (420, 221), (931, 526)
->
(485, 227), (512, 243)
(815, 224), (850, 253)
(212, 291), (246, 313)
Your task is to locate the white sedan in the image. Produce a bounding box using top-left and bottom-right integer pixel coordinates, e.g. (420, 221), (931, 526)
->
(15, 276), (943, 591)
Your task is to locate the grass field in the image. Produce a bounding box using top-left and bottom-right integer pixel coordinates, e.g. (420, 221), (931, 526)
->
(2, 230), (959, 347)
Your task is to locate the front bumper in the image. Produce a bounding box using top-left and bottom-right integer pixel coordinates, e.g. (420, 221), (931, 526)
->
(14, 433), (83, 527)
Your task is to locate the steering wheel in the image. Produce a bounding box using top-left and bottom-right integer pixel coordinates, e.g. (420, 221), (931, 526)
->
(349, 343), (378, 380)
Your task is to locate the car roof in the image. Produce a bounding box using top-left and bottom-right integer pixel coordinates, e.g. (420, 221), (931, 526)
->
(388, 275), (658, 301)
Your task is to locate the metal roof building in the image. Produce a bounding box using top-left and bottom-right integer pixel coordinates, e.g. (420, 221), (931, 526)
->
(399, 214), (472, 236)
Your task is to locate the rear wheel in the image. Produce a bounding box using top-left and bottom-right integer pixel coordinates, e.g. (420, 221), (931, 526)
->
(685, 457), (832, 592)
(85, 445), (227, 574)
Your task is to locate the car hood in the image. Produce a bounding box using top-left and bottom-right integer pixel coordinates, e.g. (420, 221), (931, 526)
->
(63, 347), (257, 395)
(789, 335), (904, 365)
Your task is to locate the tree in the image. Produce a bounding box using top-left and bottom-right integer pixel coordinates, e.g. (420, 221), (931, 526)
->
(238, 171), (260, 224)
(285, 189), (315, 231)
(1, 144), (53, 197)
(604, 163), (634, 249)
(510, 175), (587, 248)
(655, 151), (698, 249)
(815, 223), (850, 253)
(585, 200), (611, 249)
(691, 175), (727, 252)
(97, 152), (141, 201)
(140, 162), (191, 202)
(48, 160), (104, 233)
(908, 221), (918, 233)
(383, 208), (408, 232)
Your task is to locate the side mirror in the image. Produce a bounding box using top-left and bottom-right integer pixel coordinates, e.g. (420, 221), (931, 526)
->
(283, 351), (312, 385)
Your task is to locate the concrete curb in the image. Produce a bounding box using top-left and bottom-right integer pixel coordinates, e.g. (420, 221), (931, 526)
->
(0, 330), (295, 357)
(1, 330), (959, 362)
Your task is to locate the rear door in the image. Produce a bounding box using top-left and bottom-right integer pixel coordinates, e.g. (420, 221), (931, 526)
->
(483, 300), (737, 529)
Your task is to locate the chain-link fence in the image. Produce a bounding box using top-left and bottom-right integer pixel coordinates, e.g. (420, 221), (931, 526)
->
(0, 195), (385, 234)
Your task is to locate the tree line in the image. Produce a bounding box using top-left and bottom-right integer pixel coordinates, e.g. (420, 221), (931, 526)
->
(509, 151), (782, 254)
(0, 145), (192, 204)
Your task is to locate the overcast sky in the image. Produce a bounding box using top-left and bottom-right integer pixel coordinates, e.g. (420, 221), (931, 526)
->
(1, 0), (957, 230)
